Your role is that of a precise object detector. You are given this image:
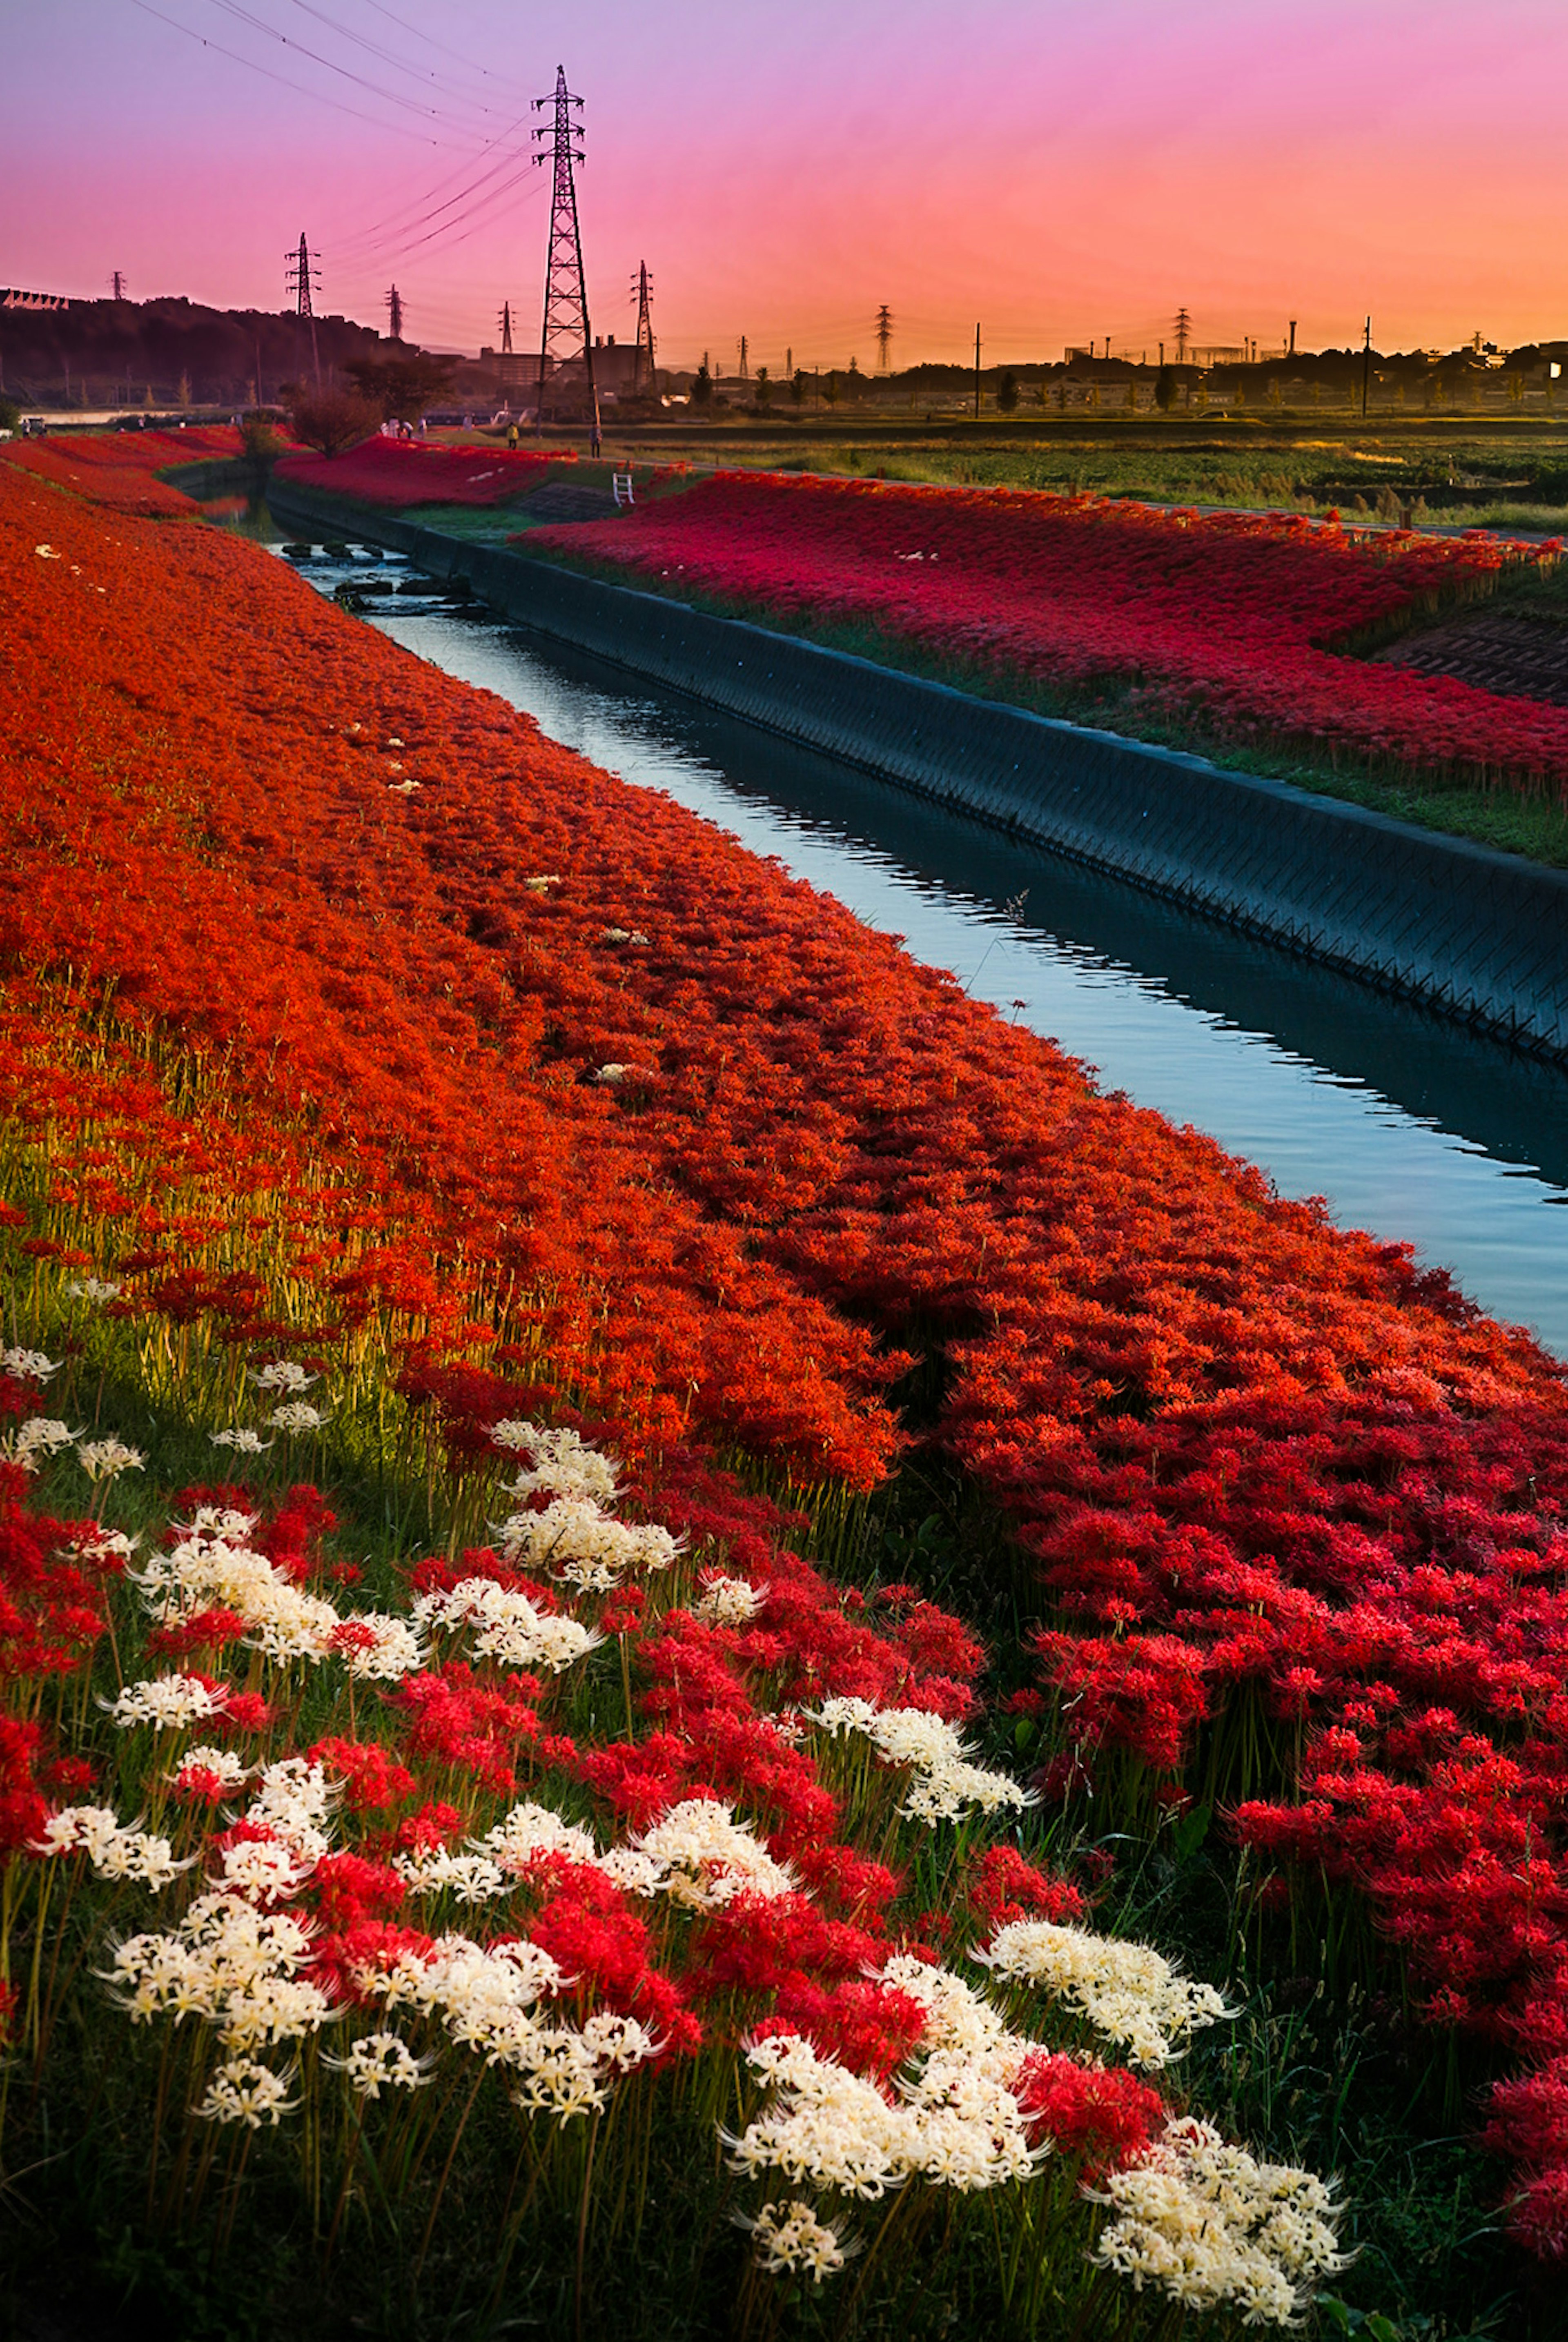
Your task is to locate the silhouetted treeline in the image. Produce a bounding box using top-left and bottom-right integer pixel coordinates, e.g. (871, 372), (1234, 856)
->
(0, 295), (393, 406)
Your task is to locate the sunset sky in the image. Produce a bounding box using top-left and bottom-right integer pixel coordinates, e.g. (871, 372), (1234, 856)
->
(6, 0), (1567, 370)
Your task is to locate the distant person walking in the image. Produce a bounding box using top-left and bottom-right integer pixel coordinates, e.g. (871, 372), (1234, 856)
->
(507, 422), (519, 451)
(589, 417), (602, 459)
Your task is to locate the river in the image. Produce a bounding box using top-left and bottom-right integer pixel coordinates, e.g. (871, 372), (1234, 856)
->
(277, 536), (1568, 1357)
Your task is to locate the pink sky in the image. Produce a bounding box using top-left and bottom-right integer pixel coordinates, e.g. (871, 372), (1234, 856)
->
(5, 0), (1566, 368)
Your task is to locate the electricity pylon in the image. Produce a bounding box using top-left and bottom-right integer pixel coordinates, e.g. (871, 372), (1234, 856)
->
(1173, 306), (1192, 363)
(532, 65), (597, 437)
(385, 284), (405, 342)
(630, 263), (655, 394)
(286, 232), (321, 381)
(875, 303), (893, 372)
(499, 301), (515, 354)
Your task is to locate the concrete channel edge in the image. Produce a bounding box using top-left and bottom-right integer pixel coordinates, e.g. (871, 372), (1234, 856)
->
(266, 479), (1568, 1064)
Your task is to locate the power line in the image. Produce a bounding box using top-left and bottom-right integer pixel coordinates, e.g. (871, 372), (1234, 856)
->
(202, 0), (488, 130)
(341, 157), (546, 270)
(357, 0), (528, 87)
(127, 0), (451, 145)
(278, 0), (530, 113)
(329, 118), (537, 263)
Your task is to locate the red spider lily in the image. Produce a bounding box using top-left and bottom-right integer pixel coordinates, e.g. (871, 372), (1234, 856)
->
(1012, 2049), (1167, 2177)
(310, 1737), (418, 1812)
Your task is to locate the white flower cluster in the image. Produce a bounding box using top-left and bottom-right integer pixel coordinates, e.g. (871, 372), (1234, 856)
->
(171, 1744), (253, 1792)
(248, 1361), (319, 1393)
(883, 1955), (1051, 2191)
(127, 1506), (425, 1680)
(633, 1799), (796, 1911)
(735, 2197), (859, 2282)
(491, 1421), (620, 1503)
(76, 1436), (144, 1483)
(975, 1921), (1232, 2070)
(492, 1495), (679, 1594)
(804, 1698), (1036, 1825)
(393, 1846), (509, 1903)
(1, 1416), (82, 1470)
(693, 1574), (767, 1626)
(245, 1757), (339, 1866)
(726, 2007), (1046, 2203)
(58, 1524), (139, 1566)
(413, 1577), (603, 1672)
(479, 1799), (604, 1875)
(322, 2031), (434, 2099)
(352, 1931), (659, 2118)
(196, 2056), (298, 2129)
(36, 1805), (189, 1889)
(107, 1673), (228, 1732)
(107, 1891), (324, 2038)
(210, 1429), (272, 1455)
(1089, 2117), (1346, 2325)
(65, 1277), (122, 1305)
(267, 1401), (330, 1434)
(1, 1348), (60, 1381)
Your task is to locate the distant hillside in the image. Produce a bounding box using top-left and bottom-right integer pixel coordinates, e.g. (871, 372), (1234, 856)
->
(0, 293), (396, 407)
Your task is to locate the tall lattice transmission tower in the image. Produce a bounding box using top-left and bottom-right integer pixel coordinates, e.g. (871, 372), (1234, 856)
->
(499, 300), (515, 354)
(1173, 306), (1192, 363)
(532, 65), (597, 435)
(385, 284), (405, 342)
(874, 303), (893, 372)
(630, 263), (655, 394)
(286, 232), (321, 381)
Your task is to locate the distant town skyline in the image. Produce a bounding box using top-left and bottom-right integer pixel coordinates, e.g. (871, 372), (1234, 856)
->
(6, 0), (1566, 370)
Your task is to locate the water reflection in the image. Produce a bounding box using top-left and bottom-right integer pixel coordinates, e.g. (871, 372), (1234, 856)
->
(275, 538), (1568, 1355)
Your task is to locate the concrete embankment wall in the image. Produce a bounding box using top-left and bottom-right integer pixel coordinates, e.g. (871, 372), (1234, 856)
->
(267, 478), (1568, 1062)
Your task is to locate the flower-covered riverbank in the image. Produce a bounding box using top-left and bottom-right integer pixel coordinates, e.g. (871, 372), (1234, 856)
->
(523, 468), (1568, 802)
(0, 432), (1561, 2331)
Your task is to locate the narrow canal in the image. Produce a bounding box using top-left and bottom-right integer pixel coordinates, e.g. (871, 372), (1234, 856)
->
(279, 537), (1568, 1357)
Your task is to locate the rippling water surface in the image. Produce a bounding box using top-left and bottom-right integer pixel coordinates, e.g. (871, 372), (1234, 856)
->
(281, 539), (1568, 1356)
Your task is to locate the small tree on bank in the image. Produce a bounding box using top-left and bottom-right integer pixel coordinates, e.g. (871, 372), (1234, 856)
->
(996, 369), (1019, 414)
(285, 386), (381, 456)
(344, 352), (457, 424)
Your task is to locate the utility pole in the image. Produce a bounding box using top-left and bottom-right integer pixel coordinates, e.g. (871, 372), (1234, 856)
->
(532, 65), (598, 443)
(385, 284), (405, 343)
(499, 300), (514, 354)
(285, 232), (321, 383)
(630, 262), (655, 394)
(974, 322), (982, 419)
(875, 303), (893, 373)
(1289, 319), (1296, 357)
(1362, 315), (1371, 417)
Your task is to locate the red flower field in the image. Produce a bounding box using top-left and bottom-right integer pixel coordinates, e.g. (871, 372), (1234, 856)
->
(524, 468), (1568, 796)
(276, 436), (572, 508)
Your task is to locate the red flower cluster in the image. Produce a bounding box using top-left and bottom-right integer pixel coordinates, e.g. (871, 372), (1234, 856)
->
(5, 426), (239, 517)
(0, 1450), (115, 1683)
(526, 469), (1568, 797)
(275, 437), (570, 508)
